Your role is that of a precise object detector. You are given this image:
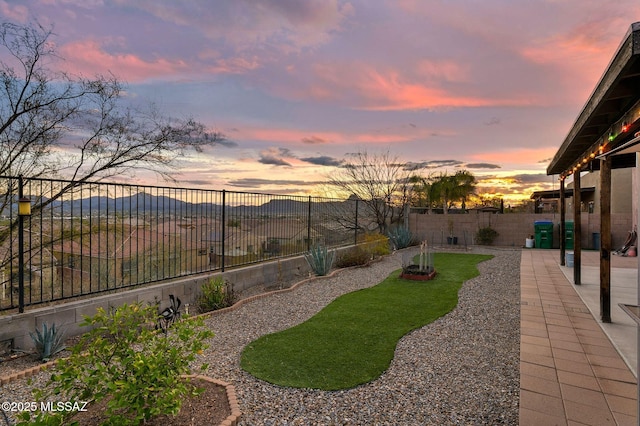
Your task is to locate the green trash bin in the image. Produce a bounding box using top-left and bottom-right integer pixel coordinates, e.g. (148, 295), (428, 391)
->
(534, 220), (554, 249)
(565, 221), (574, 250)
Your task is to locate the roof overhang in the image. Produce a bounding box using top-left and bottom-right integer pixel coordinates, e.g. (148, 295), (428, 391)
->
(547, 22), (640, 176)
(530, 187), (595, 200)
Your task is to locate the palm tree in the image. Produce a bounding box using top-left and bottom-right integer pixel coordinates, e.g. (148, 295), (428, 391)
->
(409, 174), (434, 213)
(429, 170), (477, 214)
(452, 170), (476, 210)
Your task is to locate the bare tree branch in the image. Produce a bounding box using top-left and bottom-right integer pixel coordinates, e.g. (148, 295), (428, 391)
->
(326, 149), (418, 234)
(0, 20), (226, 240)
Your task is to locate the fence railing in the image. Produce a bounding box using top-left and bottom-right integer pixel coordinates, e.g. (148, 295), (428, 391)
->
(0, 176), (364, 312)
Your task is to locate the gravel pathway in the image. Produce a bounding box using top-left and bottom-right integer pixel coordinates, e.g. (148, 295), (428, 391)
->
(0, 247), (521, 425)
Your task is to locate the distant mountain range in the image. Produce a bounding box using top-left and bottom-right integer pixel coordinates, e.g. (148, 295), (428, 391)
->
(4, 192), (356, 217)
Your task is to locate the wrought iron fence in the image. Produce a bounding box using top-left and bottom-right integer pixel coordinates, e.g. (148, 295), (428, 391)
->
(0, 176), (365, 312)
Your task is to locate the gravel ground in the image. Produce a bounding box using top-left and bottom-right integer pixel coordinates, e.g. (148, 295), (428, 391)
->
(0, 247), (521, 425)
(201, 246), (521, 425)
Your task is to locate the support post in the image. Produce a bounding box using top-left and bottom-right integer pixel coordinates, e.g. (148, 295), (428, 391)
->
(574, 171), (582, 285)
(600, 156), (611, 323)
(560, 177), (566, 266)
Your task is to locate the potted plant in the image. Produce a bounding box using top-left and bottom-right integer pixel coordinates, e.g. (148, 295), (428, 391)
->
(447, 219), (457, 245)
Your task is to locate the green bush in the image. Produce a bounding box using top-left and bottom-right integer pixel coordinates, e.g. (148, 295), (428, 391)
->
(475, 226), (499, 245)
(30, 322), (66, 362)
(304, 245), (336, 276)
(18, 303), (213, 426)
(196, 276), (235, 313)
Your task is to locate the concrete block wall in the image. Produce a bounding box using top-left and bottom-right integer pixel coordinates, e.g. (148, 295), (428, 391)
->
(408, 212), (634, 250)
(0, 246), (353, 353)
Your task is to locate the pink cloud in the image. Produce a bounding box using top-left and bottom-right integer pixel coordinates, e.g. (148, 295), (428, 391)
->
(268, 60), (538, 111)
(0, 0), (29, 22)
(471, 148), (558, 166)
(519, 18), (629, 88)
(58, 39), (189, 81)
(356, 69), (513, 111)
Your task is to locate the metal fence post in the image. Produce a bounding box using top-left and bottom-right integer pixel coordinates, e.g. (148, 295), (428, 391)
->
(18, 177), (25, 313)
(307, 196), (312, 251)
(221, 189), (226, 272)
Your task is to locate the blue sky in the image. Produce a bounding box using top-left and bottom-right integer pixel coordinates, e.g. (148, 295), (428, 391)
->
(2, 0), (639, 203)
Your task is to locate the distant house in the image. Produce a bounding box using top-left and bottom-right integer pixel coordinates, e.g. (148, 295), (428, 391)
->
(252, 218), (323, 255)
(51, 219), (178, 293)
(200, 226), (265, 267)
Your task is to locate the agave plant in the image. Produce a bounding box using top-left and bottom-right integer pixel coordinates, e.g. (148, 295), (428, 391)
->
(304, 245), (336, 276)
(29, 322), (66, 362)
(387, 226), (414, 250)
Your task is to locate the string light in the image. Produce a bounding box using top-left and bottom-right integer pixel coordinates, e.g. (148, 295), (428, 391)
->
(622, 121), (630, 132)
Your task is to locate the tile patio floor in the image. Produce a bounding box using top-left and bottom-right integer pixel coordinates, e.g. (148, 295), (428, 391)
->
(520, 249), (638, 425)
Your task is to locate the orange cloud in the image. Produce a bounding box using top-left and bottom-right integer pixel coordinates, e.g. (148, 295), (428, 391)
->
(356, 69), (509, 111)
(303, 62), (535, 111)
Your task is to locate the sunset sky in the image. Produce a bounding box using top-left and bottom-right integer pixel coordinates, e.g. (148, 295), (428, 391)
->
(2, 1), (640, 204)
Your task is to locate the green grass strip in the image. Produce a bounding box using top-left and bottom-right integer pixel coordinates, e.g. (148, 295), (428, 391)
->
(240, 252), (493, 390)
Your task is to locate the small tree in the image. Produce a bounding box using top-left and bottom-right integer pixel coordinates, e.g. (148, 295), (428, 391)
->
(18, 302), (213, 425)
(326, 149), (419, 233)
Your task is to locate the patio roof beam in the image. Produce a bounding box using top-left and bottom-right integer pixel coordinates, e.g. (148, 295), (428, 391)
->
(548, 22), (640, 176)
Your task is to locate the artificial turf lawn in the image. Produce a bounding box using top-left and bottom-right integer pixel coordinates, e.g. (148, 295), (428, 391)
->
(240, 252), (493, 390)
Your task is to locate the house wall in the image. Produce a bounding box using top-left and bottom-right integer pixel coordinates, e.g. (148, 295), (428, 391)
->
(565, 168), (633, 215)
(0, 245), (355, 353)
(408, 211), (634, 250)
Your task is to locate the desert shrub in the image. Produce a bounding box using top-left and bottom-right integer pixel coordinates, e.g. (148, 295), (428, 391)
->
(196, 276), (235, 313)
(30, 322), (66, 362)
(304, 245), (336, 276)
(362, 233), (391, 256)
(475, 226), (499, 245)
(335, 246), (371, 268)
(18, 302), (213, 426)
